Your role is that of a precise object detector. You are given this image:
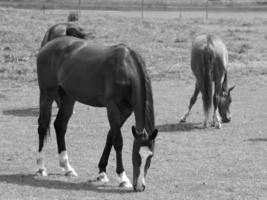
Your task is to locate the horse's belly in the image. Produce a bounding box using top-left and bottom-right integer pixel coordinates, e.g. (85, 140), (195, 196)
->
(63, 86), (106, 107)
(76, 95), (105, 107)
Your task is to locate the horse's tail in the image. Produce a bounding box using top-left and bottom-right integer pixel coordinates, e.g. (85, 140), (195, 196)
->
(65, 25), (89, 39)
(129, 49), (155, 132)
(202, 38), (215, 116)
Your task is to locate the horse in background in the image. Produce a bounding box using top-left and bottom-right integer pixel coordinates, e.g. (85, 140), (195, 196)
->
(40, 23), (91, 107)
(36, 36), (158, 192)
(40, 22), (89, 48)
(180, 34), (235, 128)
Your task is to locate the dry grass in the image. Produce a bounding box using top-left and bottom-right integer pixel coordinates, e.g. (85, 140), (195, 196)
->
(0, 7), (267, 200)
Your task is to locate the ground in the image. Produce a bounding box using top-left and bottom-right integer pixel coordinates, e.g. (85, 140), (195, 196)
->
(0, 8), (267, 200)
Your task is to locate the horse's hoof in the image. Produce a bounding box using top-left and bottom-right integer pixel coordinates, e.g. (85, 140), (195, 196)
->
(36, 169), (48, 177)
(180, 118), (186, 123)
(119, 181), (133, 188)
(211, 121), (221, 129)
(215, 123), (222, 129)
(65, 170), (78, 177)
(203, 122), (208, 128)
(96, 172), (109, 183)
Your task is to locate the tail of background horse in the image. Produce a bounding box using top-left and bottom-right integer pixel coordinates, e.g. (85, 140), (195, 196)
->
(201, 37), (215, 117)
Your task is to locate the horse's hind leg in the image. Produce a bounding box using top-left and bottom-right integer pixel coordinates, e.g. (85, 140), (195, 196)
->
(54, 90), (77, 176)
(180, 82), (200, 122)
(211, 79), (222, 129)
(36, 89), (55, 176)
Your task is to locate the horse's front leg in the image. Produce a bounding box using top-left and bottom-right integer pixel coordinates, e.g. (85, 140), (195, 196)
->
(104, 102), (132, 188)
(97, 130), (112, 183)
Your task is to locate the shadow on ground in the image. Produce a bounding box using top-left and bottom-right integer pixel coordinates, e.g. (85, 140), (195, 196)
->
(0, 93), (7, 99)
(0, 174), (133, 193)
(156, 122), (203, 132)
(246, 138), (267, 142)
(2, 107), (39, 117)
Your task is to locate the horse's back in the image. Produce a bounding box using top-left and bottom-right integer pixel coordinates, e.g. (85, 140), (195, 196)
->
(41, 23), (67, 47)
(37, 37), (134, 106)
(41, 23), (88, 48)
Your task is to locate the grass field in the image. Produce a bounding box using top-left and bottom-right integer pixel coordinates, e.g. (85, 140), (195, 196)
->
(1, 7), (267, 200)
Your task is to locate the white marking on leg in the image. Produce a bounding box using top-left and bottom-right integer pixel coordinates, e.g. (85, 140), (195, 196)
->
(97, 172), (109, 183)
(59, 151), (78, 176)
(136, 147), (152, 190)
(117, 171), (132, 188)
(36, 151), (48, 176)
(203, 112), (209, 128)
(212, 110), (221, 129)
(180, 110), (190, 122)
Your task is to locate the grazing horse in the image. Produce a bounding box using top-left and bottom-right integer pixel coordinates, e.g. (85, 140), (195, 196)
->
(41, 23), (89, 48)
(40, 23), (89, 107)
(180, 34), (235, 128)
(36, 36), (158, 192)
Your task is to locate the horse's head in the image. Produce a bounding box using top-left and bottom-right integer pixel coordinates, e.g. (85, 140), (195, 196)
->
(218, 85), (235, 123)
(131, 126), (158, 192)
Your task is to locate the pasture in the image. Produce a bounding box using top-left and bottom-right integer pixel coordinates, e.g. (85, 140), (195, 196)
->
(1, 7), (267, 200)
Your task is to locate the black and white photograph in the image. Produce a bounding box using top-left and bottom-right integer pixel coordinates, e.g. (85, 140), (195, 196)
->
(0, 0), (267, 199)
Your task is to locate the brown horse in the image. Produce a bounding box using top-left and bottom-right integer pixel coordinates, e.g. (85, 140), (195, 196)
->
(41, 23), (89, 48)
(181, 34), (235, 128)
(36, 36), (158, 192)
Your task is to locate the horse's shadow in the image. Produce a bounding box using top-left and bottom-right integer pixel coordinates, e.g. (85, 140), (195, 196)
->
(3, 107), (39, 117)
(246, 138), (267, 142)
(156, 122), (203, 132)
(0, 174), (133, 193)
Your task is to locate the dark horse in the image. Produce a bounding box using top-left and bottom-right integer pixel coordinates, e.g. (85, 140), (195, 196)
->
(181, 34), (235, 128)
(41, 23), (89, 48)
(36, 36), (158, 192)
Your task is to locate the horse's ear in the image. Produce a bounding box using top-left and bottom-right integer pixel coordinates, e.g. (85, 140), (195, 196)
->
(132, 126), (137, 139)
(228, 85), (235, 93)
(149, 129), (158, 141)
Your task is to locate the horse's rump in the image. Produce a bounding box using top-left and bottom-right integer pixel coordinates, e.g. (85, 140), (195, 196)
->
(191, 35), (228, 115)
(40, 23), (89, 48)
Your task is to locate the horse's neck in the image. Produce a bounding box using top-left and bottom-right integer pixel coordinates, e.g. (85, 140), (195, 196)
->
(144, 100), (155, 134)
(134, 82), (155, 134)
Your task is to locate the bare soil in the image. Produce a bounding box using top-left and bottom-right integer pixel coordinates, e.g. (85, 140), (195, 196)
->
(0, 8), (267, 200)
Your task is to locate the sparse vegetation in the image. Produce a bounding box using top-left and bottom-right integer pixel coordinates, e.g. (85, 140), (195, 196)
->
(0, 7), (267, 200)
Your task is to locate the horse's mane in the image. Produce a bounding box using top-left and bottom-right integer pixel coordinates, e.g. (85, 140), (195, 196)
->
(129, 49), (155, 133)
